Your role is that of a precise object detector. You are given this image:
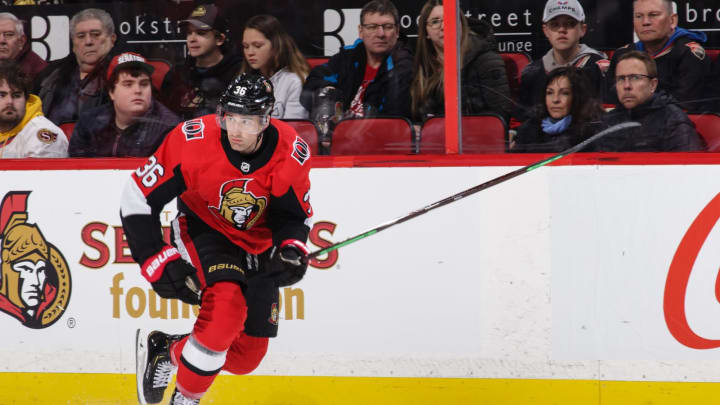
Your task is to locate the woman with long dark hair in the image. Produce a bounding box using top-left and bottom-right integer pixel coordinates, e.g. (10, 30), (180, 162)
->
(410, 0), (512, 124)
(240, 15), (311, 119)
(511, 66), (604, 152)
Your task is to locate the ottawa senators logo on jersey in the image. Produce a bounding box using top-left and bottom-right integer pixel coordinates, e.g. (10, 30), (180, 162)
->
(0, 191), (71, 329)
(210, 179), (268, 230)
(269, 302), (279, 325)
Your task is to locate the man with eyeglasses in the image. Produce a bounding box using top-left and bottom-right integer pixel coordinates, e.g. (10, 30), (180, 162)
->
(596, 51), (704, 152)
(301, 0), (413, 120)
(124, 73), (313, 405)
(161, 4), (242, 120)
(605, 0), (711, 111)
(517, 0), (607, 120)
(0, 12), (46, 81)
(35, 8), (116, 126)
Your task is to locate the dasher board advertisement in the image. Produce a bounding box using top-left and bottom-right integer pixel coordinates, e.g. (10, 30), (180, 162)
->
(0, 164), (719, 383)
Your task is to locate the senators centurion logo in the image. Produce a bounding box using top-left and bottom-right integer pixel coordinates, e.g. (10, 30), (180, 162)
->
(0, 191), (71, 328)
(210, 179), (267, 230)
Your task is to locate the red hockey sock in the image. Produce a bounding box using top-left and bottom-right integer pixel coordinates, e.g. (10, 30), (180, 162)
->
(223, 333), (269, 375)
(175, 281), (247, 398)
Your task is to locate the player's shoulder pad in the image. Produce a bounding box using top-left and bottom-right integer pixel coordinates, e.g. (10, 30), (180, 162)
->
(684, 41), (706, 61)
(179, 115), (214, 142)
(273, 119), (311, 167)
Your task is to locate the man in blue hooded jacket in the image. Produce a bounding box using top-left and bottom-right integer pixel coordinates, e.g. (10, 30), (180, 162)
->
(605, 0), (712, 111)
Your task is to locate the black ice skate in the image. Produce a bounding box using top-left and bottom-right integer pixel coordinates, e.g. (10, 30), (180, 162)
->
(135, 329), (185, 405)
(170, 388), (200, 405)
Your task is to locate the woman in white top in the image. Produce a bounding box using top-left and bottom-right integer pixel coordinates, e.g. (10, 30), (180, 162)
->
(241, 15), (310, 119)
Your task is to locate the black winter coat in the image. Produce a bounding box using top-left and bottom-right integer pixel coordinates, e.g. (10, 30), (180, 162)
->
(35, 52), (112, 124)
(597, 92), (705, 152)
(160, 52), (242, 120)
(69, 99), (181, 157)
(511, 115), (601, 153)
(300, 38), (414, 118)
(709, 58), (720, 113)
(416, 30), (512, 123)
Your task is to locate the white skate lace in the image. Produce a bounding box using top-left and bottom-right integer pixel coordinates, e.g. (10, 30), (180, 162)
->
(172, 390), (200, 405)
(152, 360), (175, 388)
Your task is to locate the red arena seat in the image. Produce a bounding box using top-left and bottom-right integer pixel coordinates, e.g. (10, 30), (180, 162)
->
(307, 57), (330, 69)
(281, 119), (320, 155)
(330, 117), (415, 155)
(706, 49), (719, 63)
(146, 58), (171, 91)
(420, 114), (507, 154)
(500, 52), (531, 100)
(688, 113), (720, 152)
(59, 122), (76, 140)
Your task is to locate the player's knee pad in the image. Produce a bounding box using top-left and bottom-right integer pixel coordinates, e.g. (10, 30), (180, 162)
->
(224, 335), (269, 375)
(193, 281), (247, 351)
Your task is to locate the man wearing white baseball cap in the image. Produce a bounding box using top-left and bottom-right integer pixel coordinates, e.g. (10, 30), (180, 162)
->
(516, 0), (608, 120)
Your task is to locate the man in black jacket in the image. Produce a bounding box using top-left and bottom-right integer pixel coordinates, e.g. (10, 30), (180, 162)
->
(300, 0), (413, 120)
(35, 8), (116, 126)
(69, 52), (180, 157)
(160, 4), (242, 120)
(598, 51), (705, 152)
(605, 0), (712, 111)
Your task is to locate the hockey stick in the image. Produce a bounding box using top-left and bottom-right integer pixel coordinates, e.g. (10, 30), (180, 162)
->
(307, 121), (641, 259)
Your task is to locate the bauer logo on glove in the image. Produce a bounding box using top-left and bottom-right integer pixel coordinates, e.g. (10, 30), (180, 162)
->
(141, 245), (201, 306)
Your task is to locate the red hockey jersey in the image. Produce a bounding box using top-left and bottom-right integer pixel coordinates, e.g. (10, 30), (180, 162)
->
(120, 115), (313, 264)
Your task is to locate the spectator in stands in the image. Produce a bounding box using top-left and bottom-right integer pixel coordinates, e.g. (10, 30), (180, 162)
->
(518, 0), (607, 120)
(0, 13), (47, 81)
(410, 0), (511, 125)
(69, 52), (180, 157)
(161, 4), (241, 120)
(597, 51), (704, 152)
(300, 0), (413, 120)
(240, 15), (310, 119)
(0, 61), (67, 158)
(35, 8), (116, 126)
(511, 67), (603, 153)
(606, 0), (711, 111)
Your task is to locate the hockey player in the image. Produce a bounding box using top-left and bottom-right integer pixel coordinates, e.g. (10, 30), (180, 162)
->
(120, 73), (313, 405)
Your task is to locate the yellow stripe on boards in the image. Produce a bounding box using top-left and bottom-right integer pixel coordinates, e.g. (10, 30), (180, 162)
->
(0, 374), (718, 404)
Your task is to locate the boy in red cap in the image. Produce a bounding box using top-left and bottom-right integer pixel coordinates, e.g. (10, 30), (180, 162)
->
(69, 52), (180, 157)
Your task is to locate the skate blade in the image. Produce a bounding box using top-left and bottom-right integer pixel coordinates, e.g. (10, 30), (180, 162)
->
(135, 328), (148, 405)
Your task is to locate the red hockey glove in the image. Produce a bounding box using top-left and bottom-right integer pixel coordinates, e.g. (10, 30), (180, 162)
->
(268, 239), (309, 287)
(141, 246), (201, 305)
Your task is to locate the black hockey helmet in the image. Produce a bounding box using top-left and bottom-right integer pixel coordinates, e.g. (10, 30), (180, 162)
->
(218, 72), (275, 117)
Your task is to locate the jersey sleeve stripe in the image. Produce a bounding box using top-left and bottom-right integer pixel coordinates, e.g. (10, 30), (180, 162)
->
(120, 178), (152, 216)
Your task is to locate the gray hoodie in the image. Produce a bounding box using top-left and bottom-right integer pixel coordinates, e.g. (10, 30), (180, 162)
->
(270, 68), (309, 119)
